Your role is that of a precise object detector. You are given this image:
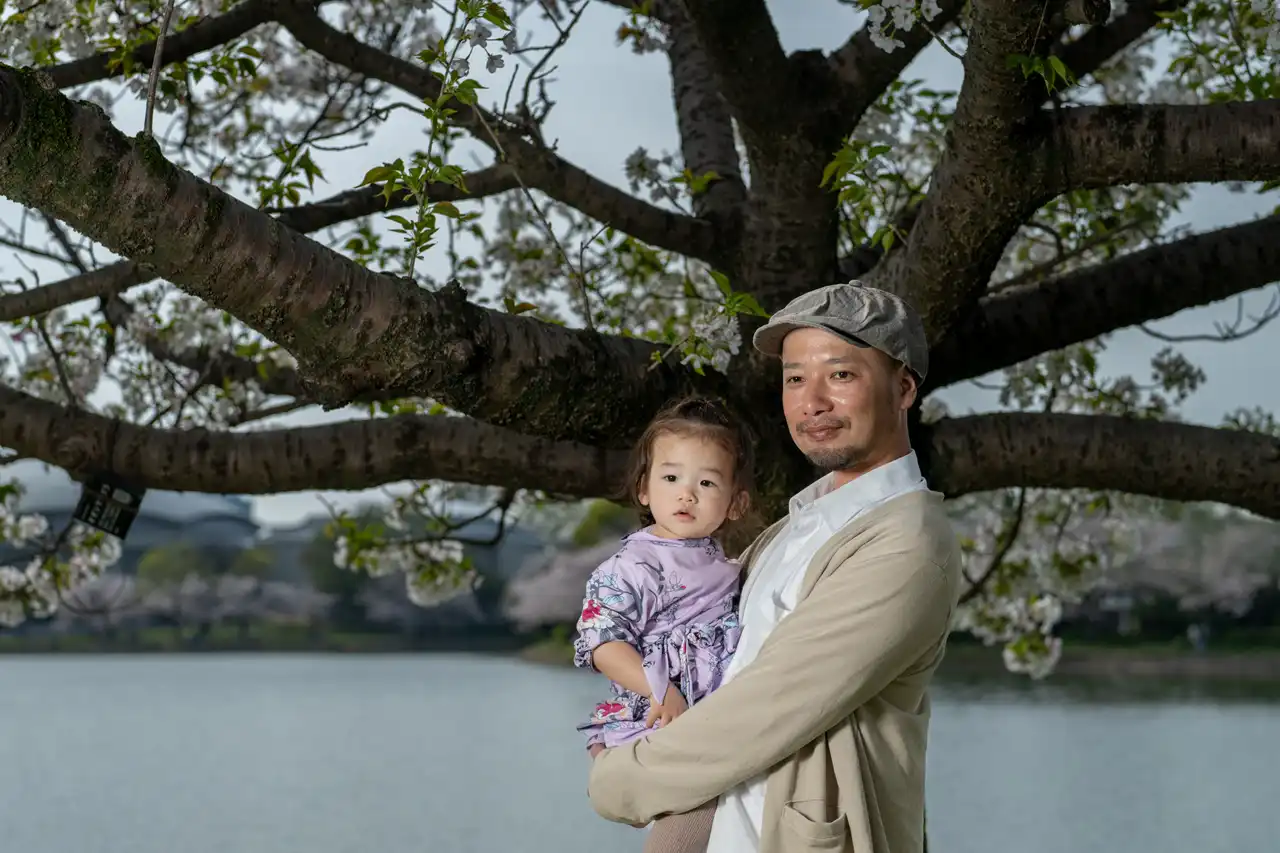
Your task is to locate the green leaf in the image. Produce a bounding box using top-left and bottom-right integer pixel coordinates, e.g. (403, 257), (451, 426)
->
(735, 294), (769, 318)
(820, 158), (843, 188)
(503, 296), (537, 315)
(482, 3), (513, 28)
(1046, 54), (1075, 86)
(454, 78), (485, 106)
(358, 164), (400, 187)
(710, 270), (732, 297)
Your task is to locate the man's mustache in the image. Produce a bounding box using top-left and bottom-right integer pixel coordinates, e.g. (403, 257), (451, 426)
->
(797, 418), (849, 434)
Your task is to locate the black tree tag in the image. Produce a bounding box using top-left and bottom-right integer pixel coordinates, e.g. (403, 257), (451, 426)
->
(72, 473), (147, 540)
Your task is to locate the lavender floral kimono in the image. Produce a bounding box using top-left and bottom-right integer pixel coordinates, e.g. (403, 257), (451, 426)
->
(573, 528), (742, 749)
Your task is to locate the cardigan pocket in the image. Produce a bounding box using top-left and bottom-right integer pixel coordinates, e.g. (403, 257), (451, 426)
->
(781, 799), (849, 850)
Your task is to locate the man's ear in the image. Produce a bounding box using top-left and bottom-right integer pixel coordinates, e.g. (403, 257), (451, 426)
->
(898, 367), (918, 412)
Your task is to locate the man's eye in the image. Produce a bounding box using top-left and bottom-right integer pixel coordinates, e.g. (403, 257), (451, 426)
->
(833, 371), (853, 380)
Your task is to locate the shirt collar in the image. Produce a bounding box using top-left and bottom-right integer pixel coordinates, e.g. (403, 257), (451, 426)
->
(623, 527), (722, 553)
(788, 450), (925, 531)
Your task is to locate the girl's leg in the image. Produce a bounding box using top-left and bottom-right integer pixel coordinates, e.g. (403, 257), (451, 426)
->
(641, 801), (717, 853)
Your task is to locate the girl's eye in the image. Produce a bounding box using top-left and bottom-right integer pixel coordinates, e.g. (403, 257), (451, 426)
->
(700, 480), (718, 489)
(662, 474), (677, 482)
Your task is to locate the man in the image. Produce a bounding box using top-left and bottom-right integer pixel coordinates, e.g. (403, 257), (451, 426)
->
(588, 281), (962, 853)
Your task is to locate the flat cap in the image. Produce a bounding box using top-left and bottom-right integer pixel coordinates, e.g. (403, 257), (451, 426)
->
(751, 281), (928, 381)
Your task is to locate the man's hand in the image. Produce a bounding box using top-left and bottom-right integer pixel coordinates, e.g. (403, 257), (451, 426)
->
(644, 684), (689, 729)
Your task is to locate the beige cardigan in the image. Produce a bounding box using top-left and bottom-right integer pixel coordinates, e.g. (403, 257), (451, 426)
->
(587, 489), (961, 853)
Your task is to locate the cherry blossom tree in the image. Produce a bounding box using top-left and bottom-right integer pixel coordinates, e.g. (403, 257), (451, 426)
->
(1, 0), (1279, 676)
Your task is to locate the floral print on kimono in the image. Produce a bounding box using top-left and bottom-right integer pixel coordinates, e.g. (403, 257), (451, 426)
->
(573, 528), (742, 749)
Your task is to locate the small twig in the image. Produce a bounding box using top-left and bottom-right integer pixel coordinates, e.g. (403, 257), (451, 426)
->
(144, 0), (179, 137)
(990, 213), (1157, 293)
(34, 316), (80, 407)
(1139, 288), (1280, 344)
(960, 486), (1029, 605)
(227, 397), (314, 427)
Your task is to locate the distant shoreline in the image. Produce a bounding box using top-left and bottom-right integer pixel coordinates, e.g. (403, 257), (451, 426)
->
(519, 638), (1280, 681)
(5, 628), (1280, 681)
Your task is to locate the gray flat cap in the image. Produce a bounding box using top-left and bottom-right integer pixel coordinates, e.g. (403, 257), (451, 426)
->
(752, 281), (928, 381)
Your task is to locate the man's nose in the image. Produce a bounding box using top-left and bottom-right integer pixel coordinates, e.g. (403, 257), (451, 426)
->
(799, 382), (833, 416)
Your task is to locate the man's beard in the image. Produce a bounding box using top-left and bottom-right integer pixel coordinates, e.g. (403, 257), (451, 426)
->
(803, 445), (865, 472)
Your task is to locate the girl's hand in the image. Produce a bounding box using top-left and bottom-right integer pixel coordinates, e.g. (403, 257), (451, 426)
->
(644, 684), (689, 728)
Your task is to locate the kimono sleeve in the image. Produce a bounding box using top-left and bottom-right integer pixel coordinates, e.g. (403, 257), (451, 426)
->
(572, 551), (656, 672)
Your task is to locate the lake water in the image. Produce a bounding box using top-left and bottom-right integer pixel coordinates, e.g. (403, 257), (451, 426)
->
(1, 654), (1274, 853)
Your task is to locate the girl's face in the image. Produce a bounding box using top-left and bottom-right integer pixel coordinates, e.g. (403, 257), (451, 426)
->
(639, 432), (744, 540)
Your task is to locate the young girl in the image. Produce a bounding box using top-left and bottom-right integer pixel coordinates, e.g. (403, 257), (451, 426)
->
(573, 396), (755, 853)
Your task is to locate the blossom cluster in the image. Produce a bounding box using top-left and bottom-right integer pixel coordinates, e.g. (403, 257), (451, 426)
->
(331, 487), (479, 608)
(0, 480), (123, 629)
(863, 0), (946, 53)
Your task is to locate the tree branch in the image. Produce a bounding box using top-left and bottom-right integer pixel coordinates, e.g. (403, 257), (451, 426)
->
(930, 213), (1280, 389)
(0, 383), (626, 498)
(277, 0), (718, 262)
(0, 262), (140, 323)
(45, 0), (279, 89)
(1053, 0), (1190, 90)
(1040, 100), (1280, 193)
(828, 0), (966, 118)
(664, 3), (745, 220)
(928, 412), (1280, 521)
(834, 0), (1178, 279)
(864, 0), (1064, 342)
(0, 68), (712, 446)
(670, 0), (793, 137)
(117, 310), (310, 399)
(0, 164), (519, 324)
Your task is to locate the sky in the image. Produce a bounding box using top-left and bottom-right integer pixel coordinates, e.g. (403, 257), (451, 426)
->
(2, 1), (1277, 529)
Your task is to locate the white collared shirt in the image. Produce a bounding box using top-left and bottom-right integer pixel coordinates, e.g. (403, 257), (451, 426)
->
(704, 451), (929, 853)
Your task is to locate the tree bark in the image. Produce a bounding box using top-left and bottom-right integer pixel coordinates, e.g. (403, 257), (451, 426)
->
(927, 412), (1280, 520)
(0, 68), (716, 447)
(865, 0), (1055, 342)
(673, 0), (794, 138)
(664, 3), (747, 221)
(930, 213), (1280, 389)
(1040, 101), (1280, 192)
(0, 383), (627, 497)
(6, 381), (1278, 520)
(0, 163), (520, 323)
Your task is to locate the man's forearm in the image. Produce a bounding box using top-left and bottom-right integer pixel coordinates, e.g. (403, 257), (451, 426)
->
(588, 554), (954, 824)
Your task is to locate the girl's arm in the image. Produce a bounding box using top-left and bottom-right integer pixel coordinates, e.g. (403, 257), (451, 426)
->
(590, 641), (658, 700)
(573, 554), (670, 703)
